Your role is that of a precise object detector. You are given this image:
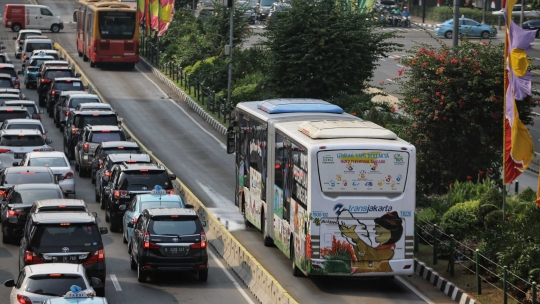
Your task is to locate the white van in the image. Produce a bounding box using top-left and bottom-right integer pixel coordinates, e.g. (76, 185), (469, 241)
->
(4, 4), (64, 33)
(21, 38), (54, 63)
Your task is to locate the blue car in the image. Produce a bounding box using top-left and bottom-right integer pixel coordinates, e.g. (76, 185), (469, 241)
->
(121, 189), (186, 245)
(23, 53), (54, 89)
(434, 18), (497, 39)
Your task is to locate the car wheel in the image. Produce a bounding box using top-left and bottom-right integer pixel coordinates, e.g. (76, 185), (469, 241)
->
(2, 228), (9, 244)
(25, 82), (30, 89)
(198, 270), (208, 282)
(75, 161), (79, 172)
(91, 173), (96, 184)
(130, 251), (136, 270)
(100, 192), (106, 210)
(481, 31), (490, 39)
(110, 218), (120, 232)
(105, 209), (110, 222)
(48, 109), (53, 118)
(38, 95), (45, 107)
(123, 230), (128, 244)
(51, 24), (60, 33)
(444, 31), (452, 39)
(137, 260), (147, 282)
(96, 288), (105, 297)
(79, 167), (86, 178)
(12, 23), (21, 32)
(95, 190), (100, 203)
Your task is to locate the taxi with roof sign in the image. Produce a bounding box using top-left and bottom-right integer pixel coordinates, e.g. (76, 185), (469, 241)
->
(0, 129), (52, 169)
(23, 52), (55, 89)
(4, 264), (101, 304)
(120, 185), (188, 245)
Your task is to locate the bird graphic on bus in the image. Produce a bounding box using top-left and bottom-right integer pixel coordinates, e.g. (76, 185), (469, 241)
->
(378, 180), (383, 186)
(359, 170), (366, 179)
(385, 175), (392, 182)
(336, 174), (342, 182)
(346, 162), (354, 171)
(371, 164), (377, 171)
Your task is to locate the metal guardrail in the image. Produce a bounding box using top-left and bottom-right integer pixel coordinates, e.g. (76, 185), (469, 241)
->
(139, 36), (234, 125)
(416, 216), (538, 304)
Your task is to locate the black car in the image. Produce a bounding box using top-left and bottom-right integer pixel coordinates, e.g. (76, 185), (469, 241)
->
(1, 184), (64, 243)
(0, 63), (20, 89)
(30, 198), (92, 214)
(523, 19), (540, 37)
(62, 110), (121, 160)
(46, 78), (86, 117)
(19, 212), (108, 296)
(103, 162), (176, 232)
(37, 67), (81, 107)
(128, 208), (207, 283)
(0, 166), (58, 189)
(91, 141), (143, 184)
(0, 73), (15, 89)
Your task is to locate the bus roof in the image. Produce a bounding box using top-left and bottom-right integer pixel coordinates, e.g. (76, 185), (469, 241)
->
(237, 99), (354, 123)
(275, 120), (411, 148)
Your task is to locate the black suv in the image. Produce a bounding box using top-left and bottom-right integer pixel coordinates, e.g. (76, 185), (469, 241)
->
(103, 163), (176, 232)
(19, 212), (108, 296)
(1, 184), (64, 243)
(91, 141), (143, 184)
(37, 67), (80, 106)
(128, 208), (208, 283)
(46, 78), (86, 116)
(62, 110), (121, 160)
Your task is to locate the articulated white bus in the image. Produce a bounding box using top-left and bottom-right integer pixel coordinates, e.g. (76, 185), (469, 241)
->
(226, 99), (416, 276)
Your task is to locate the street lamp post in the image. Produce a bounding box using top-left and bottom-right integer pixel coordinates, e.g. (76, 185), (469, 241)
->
(482, 0), (487, 24)
(227, 0), (233, 107)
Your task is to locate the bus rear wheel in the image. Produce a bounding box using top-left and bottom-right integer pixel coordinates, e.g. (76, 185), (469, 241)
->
(290, 239), (303, 277)
(83, 54), (89, 62)
(90, 61), (96, 68)
(261, 212), (273, 247)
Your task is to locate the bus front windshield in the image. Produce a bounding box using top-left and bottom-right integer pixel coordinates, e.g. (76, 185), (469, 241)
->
(98, 11), (136, 39)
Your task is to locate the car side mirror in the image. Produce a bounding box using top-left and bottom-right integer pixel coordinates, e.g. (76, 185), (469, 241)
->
(185, 203), (194, 209)
(45, 139), (53, 144)
(226, 127), (235, 154)
(119, 205), (126, 211)
(90, 277), (101, 287)
(127, 220), (134, 228)
(4, 279), (14, 288)
(39, 110), (44, 114)
(99, 227), (108, 235)
(75, 73), (81, 78)
(12, 162), (18, 167)
(17, 71), (22, 75)
(104, 187), (110, 196)
(92, 212), (97, 218)
(169, 173), (176, 180)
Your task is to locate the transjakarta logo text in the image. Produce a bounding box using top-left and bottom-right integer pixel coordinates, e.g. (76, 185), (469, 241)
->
(335, 204), (393, 213)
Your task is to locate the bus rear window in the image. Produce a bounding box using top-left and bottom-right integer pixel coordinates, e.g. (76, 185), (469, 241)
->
(317, 150), (409, 193)
(98, 11), (136, 39)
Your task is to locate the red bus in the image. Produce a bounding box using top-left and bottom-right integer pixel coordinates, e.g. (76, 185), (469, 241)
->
(73, 0), (139, 68)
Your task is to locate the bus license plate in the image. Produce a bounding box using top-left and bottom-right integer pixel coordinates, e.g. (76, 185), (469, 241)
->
(14, 153), (25, 159)
(113, 56), (121, 59)
(164, 246), (188, 256)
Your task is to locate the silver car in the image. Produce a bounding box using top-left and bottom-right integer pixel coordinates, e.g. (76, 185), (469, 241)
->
(0, 118), (48, 139)
(59, 93), (100, 129)
(0, 129), (52, 169)
(12, 30), (42, 59)
(15, 151), (75, 197)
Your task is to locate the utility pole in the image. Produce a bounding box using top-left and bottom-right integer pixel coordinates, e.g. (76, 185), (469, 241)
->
(482, 0), (486, 24)
(452, 0), (459, 48)
(227, 0), (233, 106)
(422, 0), (426, 24)
(520, 0), (525, 26)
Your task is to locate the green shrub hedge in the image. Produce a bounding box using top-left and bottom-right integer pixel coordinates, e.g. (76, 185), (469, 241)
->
(410, 6), (503, 24)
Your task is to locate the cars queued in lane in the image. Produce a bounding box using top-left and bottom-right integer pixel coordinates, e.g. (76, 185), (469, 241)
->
(0, 31), (207, 304)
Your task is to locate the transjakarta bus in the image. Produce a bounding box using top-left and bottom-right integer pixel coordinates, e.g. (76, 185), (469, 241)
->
(73, 0), (139, 68)
(226, 99), (416, 277)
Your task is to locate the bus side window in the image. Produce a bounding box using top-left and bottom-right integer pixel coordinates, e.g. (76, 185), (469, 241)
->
(275, 133), (285, 219)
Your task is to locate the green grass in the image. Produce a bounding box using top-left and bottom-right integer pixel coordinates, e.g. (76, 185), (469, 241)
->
(142, 56), (229, 125)
(416, 244), (521, 304)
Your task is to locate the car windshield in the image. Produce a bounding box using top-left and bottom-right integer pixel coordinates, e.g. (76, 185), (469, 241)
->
(20, 33), (41, 40)
(98, 11), (136, 39)
(5, 172), (53, 184)
(120, 171), (170, 190)
(140, 200), (184, 211)
(0, 57), (8, 64)
(10, 189), (62, 204)
(76, 115), (118, 128)
(29, 58), (52, 67)
(27, 43), (53, 52)
(31, 224), (99, 247)
(28, 157), (68, 167)
(70, 98), (99, 108)
(5, 104), (36, 115)
(90, 132), (124, 143)
(0, 135), (44, 146)
(0, 68), (16, 78)
(6, 123), (43, 132)
(149, 218), (200, 235)
(0, 79), (13, 88)
(44, 70), (73, 79)
(25, 275), (86, 297)
(55, 82), (83, 91)
(0, 111), (29, 121)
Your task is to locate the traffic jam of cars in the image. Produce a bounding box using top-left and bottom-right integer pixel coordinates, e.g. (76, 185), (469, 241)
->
(0, 16), (208, 304)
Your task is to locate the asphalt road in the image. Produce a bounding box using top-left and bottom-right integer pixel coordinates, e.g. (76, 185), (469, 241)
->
(0, 0), (433, 303)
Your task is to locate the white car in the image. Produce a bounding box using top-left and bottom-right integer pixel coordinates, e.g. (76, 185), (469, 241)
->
(0, 118), (48, 139)
(4, 263), (99, 304)
(0, 129), (52, 169)
(30, 49), (60, 60)
(492, 4), (540, 17)
(16, 151), (75, 197)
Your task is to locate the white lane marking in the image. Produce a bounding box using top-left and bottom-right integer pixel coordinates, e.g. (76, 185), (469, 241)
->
(397, 64), (404, 68)
(110, 274), (122, 291)
(209, 250), (255, 304)
(396, 276), (434, 304)
(386, 78), (394, 82)
(134, 66), (227, 150)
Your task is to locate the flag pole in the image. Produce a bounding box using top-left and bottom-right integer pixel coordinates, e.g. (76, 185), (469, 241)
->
(502, 0), (507, 221)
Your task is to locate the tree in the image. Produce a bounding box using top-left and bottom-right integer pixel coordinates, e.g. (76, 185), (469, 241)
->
(261, 0), (402, 101)
(394, 41), (537, 194)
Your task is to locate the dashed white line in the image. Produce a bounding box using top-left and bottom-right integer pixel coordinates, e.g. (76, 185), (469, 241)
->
(209, 250), (255, 304)
(134, 66), (227, 150)
(110, 274), (122, 291)
(386, 78), (394, 82)
(396, 276), (434, 304)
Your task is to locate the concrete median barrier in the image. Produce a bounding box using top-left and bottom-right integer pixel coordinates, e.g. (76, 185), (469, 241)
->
(53, 42), (297, 304)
